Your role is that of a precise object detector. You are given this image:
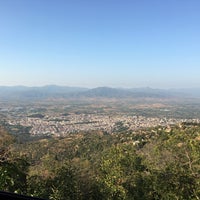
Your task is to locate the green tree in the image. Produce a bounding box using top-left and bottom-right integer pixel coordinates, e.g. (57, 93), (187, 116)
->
(142, 125), (200, 199)
(49, 163), (81, 200)
(95, 144), (147, 200)
(0, 127), (29, 194)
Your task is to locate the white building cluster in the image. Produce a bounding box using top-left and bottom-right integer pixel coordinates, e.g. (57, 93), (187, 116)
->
(7, 113), (200, 136)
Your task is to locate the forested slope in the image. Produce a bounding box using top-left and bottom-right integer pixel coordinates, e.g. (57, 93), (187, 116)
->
(0, 123), (200, 199)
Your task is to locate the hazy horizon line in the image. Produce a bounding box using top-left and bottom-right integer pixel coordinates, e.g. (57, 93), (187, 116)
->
(0, 84), (199, 90)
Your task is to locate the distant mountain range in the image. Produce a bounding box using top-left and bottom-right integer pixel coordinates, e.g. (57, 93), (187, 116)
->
(0, 85), (200, 101)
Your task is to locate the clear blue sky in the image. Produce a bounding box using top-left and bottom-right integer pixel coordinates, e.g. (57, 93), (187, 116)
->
(0, 0), (200, 88)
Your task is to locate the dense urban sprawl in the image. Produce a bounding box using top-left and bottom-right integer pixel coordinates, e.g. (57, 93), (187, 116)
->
(7, 113), (200, 136)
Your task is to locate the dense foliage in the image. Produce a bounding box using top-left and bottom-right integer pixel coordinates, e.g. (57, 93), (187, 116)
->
(0, 123), (200, 199)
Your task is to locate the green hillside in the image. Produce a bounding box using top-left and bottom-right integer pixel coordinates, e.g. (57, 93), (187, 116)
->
(0, 123), (200, 199)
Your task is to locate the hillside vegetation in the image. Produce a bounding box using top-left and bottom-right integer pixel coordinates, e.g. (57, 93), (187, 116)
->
(0, 123), (200, 199)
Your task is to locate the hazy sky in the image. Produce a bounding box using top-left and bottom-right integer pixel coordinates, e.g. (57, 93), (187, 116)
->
(0, 0), (200, 88)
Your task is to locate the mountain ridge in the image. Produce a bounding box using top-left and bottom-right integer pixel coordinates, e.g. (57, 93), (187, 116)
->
(0, 85), (200, 100)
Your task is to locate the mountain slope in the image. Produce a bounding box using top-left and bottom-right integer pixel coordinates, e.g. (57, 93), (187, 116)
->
(0, 86), (199, 100)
